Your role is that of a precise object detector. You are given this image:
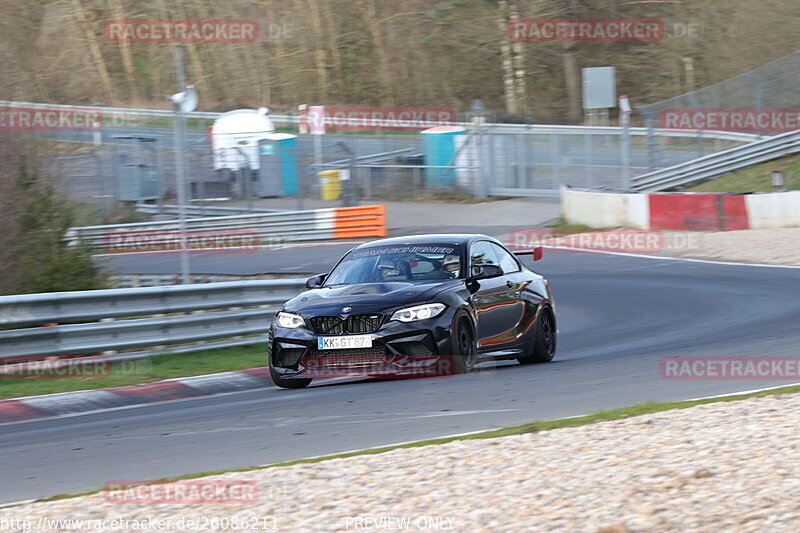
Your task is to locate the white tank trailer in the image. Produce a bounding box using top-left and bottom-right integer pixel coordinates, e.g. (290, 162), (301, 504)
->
(211, 108), (275, 195)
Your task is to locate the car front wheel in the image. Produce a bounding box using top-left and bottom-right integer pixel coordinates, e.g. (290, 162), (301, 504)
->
(450, 313), (477, 374)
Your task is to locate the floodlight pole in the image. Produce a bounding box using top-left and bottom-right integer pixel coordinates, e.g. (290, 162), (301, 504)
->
(172, 43), (191, 284)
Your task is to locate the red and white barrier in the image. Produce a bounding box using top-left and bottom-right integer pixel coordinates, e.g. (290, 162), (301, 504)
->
(562, 187), (800, 231)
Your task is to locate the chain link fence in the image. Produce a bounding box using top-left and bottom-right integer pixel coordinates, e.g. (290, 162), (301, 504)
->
(7, 95), (769, 211)
(47, 124), (756, 214)
(636, 49), (800, 168)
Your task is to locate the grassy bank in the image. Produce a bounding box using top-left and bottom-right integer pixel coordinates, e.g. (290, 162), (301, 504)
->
(688, 154), (800, 192)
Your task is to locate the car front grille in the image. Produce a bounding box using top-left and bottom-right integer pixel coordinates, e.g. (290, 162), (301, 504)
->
(305, 347), (391, 368)
(309, 316), (345, 335)
(309, 314), (384, 335)
(346, 314), (383, 333)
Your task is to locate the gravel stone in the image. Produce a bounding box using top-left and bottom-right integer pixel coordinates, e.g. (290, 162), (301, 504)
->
(2, 393), (799, 531)
(657, 228), (800, 266)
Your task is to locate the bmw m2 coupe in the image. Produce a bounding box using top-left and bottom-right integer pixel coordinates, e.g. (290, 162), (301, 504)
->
(268, 234), (555, 388)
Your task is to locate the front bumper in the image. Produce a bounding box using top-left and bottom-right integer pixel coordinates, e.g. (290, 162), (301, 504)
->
(269, 314), (456, 378)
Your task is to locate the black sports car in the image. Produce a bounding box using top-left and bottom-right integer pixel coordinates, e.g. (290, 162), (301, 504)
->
(268, 234), (556, 388)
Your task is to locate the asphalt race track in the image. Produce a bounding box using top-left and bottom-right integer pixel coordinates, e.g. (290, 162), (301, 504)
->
(3, 250), (800, 504)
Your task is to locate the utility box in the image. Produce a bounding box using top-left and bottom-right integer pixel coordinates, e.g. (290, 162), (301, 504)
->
(258, 134), (298, 197)
(112, 137), (161, 202)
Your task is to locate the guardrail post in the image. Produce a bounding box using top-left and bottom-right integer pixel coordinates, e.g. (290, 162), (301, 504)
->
(475, 126), (487, 198)
(172, 45), (192, 285)
(549, 133), (559, 189)
(621, 111), (632, 190)
(584, 132), (594, 188)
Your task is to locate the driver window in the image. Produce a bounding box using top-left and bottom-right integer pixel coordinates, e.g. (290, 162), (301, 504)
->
(491, 243), (521, 273)
(376, 257), (407, 281)
(470, 241), (499, 270)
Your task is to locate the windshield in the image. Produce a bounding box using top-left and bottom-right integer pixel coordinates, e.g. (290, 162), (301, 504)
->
(324, 244), (464, 286)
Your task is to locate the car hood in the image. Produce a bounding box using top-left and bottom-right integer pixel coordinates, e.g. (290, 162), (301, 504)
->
(284, 281), (460, 315)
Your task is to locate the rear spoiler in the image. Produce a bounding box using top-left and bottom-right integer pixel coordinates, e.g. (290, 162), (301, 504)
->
(513, 246), (543, 261)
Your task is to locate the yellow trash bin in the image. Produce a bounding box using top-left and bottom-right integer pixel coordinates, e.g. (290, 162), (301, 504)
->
(318, 169), (343, 201)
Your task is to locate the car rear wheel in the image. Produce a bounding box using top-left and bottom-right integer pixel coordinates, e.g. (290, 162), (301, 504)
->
(450, 313), (477, 374)
(517, 307), (556, 364)
(269, 365), (312, 389)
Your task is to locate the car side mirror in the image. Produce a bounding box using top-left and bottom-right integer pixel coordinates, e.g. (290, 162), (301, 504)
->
(468, 264), (503, 280)
(306, 273), (326, 288)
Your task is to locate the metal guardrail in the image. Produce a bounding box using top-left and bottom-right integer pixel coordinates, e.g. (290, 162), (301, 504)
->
(0, 99), (222, 121)
(135, 203), (281, 217)
(631, 129), (800, 191)
(67, 204), (387, 251)
(1, 307), (274, 360)
(1, 99), (761, 142)
(0, 280), (305, 328)
(0, 280), (307, 362)
(483, 124), (760, 143)
(112, 274), (275, 288)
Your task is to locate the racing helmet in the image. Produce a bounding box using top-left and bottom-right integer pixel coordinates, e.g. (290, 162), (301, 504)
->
(377, 258), (399, 280)
(442, 254), (460, 277)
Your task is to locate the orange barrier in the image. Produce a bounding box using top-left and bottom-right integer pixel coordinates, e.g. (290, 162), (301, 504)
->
(332, 204), (388, 239)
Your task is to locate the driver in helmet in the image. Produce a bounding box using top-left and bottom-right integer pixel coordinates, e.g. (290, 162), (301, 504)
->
(377, 259), (400, 281)
(441, 254), (461, 278)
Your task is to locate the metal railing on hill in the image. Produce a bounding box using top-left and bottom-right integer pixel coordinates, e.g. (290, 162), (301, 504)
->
(631, 129), (800, 191)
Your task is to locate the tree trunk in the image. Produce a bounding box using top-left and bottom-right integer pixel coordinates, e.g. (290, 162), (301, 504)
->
(356, 0), (396, 105)
(71, 0), (115, 104)
(307, 0), (329, 101)
(108, 0), (140, 103)
(497, 1), (519, 115)
(558, 0), (582, 122)
(509, 1), (526, 116)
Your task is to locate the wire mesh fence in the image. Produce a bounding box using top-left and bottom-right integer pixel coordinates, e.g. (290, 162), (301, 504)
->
(6, 90), (771, 214)
(636, 49), (800, 168)
(44, 123), (756, 216)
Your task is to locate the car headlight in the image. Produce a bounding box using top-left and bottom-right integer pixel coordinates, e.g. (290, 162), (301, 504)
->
(390, 303), (446, 322)
(275, 311), (305, 329)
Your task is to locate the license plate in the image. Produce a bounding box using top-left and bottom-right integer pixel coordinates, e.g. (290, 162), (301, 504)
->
(317, 335), (373, 350)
